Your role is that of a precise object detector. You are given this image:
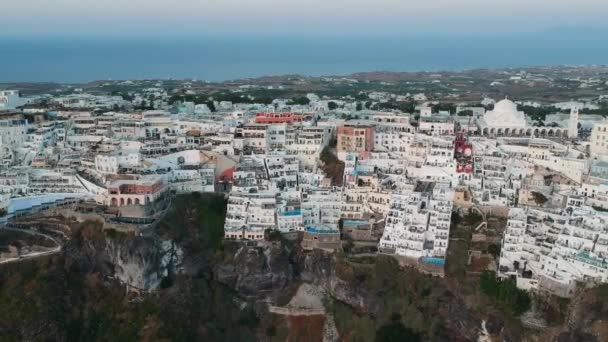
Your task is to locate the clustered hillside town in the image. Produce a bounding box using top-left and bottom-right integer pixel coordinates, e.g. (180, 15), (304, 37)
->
(1, 78), (608, 298)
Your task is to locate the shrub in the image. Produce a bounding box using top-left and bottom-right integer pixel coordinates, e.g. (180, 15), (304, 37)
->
(479, 271), (531, 316)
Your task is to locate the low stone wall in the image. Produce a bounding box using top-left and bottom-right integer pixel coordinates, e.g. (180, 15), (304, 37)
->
(538, 274), (576, 298)
(268, 306), (325, 316)
(378, 252), (446, 277)
(44, 208), (105, 224)
(477, 206), (510, 218)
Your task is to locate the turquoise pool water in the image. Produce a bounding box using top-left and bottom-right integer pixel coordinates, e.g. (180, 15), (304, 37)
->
(342, 220), (367, 226)
(280, 209), (301, 216)
(421, 257), (445, 265)
(306, 227), (339, 234)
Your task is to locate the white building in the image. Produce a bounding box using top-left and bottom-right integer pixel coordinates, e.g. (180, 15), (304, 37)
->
(95, 151), (141, 175)
(478, 98), (569, 138)
(590, 120), (608, 157)
(379, 182), (454, 262)
(0, 119), (29, 163)
(224, 156), (277, 240)
(499, 207), (608, 297)
(0, 90), (25, 110)
(302, 187), (342, 230)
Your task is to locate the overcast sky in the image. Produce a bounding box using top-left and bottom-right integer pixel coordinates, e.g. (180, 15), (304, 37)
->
(2, 0), (608, 36)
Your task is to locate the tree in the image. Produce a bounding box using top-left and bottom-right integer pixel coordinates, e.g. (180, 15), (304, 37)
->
(343, 238), (355, 254)
(328, 101), (338, 110)
(206, 101), (216, 112)
(354, 93), (368, 101)
(356, 102), (363, 111)
(432, 103), (456, 114)
(479, 271), (531, 316)
(480, 271), (500, 298)
(450, 212), (461, 226)
(457, 110), (474, 116)
(289, 96), (310, 105)
(376, 315), (421, 342)
(487, 244), (501, 259)
(531, 191), (548, 205)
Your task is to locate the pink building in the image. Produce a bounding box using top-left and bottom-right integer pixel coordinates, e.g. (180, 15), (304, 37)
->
(337, 125), (375, 154)
(106, 175), (166, 207)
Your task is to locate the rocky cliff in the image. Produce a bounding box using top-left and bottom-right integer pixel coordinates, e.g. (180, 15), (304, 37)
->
(215, 240), (295, 296)
(106, 237), (183, 291)
(212, 238), (483, 341)
(3, 193), (608, 341)
(64, 223), (183, 292)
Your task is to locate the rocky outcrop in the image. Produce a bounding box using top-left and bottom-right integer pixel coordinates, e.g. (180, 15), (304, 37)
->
(106, 238), (183, 291)
(215, 241), (295, 296)
(300, 249), (369, 311)
(63, 229), (183, 291)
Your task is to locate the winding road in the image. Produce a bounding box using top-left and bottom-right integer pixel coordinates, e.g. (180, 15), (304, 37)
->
(0, 227), (62, 265)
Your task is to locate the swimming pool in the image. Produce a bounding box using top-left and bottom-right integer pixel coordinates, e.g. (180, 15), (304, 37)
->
(421, 257), (445, 265)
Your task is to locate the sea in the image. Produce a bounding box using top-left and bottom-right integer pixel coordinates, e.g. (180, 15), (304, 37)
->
(1, 32), (607, 83)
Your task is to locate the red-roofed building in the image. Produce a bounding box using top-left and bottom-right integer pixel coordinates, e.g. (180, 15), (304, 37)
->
(106, 175), (166, 207)
(254, 112), (309, 124)
(454, 132), (474, 174)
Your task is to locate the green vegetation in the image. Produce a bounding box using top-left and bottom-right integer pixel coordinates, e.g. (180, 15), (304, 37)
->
(103, 228), (132, 240)
(371, 101), (415, 113)
(158, 192), (227, 254)
(342, 237), (355, 254)
(583, 102), (608, 117)
(265, 228), (284, 242)
(328, 101), (339, 110)
(134, 99), (154, 110)
(376, 314), (421, 342)
(457, 109), (474, 116)
(593, 283), (608, 299)
(0, 257), (258, 341)
(531, 191), (548, 205)
(479, 271), (531, 316)
(288, 96), (310, 105)
(446, 212), (472, 280)
(517, 105), (561, 122)
(331, 255), (450, 340)
(431, 103), (457, 114)
(462, 209), (483, 226)
(330, 300), (376, 341)
(487, 244), (501, 259)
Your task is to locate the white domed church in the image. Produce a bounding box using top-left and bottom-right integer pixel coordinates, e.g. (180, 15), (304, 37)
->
(477, 98), (573, 138)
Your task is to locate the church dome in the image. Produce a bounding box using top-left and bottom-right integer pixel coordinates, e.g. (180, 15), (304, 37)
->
(493, 99), (517, 113)
(481, 97), (527, 128)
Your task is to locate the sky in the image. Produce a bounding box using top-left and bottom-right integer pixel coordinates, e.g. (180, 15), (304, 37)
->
(2, 0), (608, 37)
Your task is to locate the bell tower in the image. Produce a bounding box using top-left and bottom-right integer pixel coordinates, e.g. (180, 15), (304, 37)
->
(568, 106), (579, 139)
